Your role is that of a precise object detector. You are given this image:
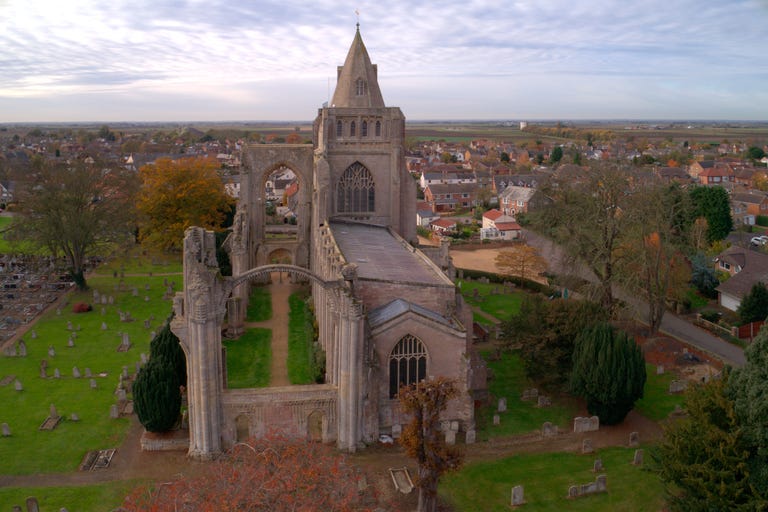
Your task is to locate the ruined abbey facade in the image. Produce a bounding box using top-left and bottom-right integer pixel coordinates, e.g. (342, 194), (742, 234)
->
(171, 27), (484, 459)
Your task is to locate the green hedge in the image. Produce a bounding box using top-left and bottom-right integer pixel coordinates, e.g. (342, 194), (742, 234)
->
(757, 215), (768, 227)
(457, 267), (555, 295)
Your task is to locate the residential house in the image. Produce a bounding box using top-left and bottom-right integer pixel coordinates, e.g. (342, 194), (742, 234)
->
(715, 246), (768, 311)
(429, 218), (457, 236)
(481, 209), (516, 229)
(731, 191), (768, 220)
(733, 166), (757, 188)
(698, 164), (734, 187)
(416, 201), (439, 227)
(499, 185), (539, 216)
(480, 209), (521, 240)
(0, 182), (12, 205)
(655, 166), (691, 184)
(423, 183), (476, 212)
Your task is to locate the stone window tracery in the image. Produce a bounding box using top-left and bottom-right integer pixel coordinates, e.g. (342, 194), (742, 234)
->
(337, 162), (375, 213)
(355, 78), (367, 96)
(336, 120), (343, 137)
(389, 334), (427, 398)
(350, 121), (356, 137)
(361, 120), (368, 137)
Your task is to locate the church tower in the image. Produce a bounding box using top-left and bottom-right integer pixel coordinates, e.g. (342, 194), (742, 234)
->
(312, 26), (416, 242)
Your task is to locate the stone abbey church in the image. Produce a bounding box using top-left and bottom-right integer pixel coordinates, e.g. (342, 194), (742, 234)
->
(171, 27), (485, 459)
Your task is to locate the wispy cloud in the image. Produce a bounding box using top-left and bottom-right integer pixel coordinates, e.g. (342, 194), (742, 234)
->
(0, 0), (766, 121)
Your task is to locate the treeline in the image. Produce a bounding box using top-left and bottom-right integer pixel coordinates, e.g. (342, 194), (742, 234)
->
(522, 124), (615, 144)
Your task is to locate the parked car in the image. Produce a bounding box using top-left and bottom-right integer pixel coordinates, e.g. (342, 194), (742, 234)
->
(750, 236), (768, 246)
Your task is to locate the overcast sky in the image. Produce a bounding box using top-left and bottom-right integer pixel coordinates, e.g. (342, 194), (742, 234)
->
(1, 0), (766, 123)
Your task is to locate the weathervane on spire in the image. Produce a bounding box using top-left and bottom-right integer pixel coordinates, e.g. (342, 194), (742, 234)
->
(355, 8), (360, 29)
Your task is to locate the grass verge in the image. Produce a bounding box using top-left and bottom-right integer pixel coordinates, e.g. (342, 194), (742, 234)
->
(287, 289), (318, 384)
(0, 481), (138, 512)
(246, 285), (272, 322)
(458, 279), (524, 321)
(634, 364), (684, 421)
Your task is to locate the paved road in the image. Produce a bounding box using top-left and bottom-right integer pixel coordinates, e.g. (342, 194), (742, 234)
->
(524, 229), (746, 367)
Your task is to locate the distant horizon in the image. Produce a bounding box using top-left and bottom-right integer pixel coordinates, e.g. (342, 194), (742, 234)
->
(2, 1), (767, 123)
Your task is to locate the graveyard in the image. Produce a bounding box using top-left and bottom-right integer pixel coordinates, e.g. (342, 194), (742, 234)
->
(0, 245), (723, 511)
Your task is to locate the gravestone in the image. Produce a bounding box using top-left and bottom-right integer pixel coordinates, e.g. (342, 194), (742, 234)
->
(39, 360), (48, 379)
(511, 485), (525, 506)
(493, 414), (500, 425)
(498, 397), (507, 412)
(582, 438), (594, 454)
(13, 505), (21, 512)
(73, 366), (81, 378)
(629, 431), (639, 447)
(596, 474), (607, 492)
(90, 379), (97, 389)
(143, 319), (151, 329)
(132, 288), (138, 297)
(14, 379), (23, 391)
(30, 330), (37, 339)
(48, 345), (55, 358)
(669, 380), (688, 393)
(101, 322), (108, 330)
(66, 321), (73, 330)
(465, 429), (476, 444)
(2, 422), (10, 436)
(122, 365), (129, 379)
(70, 413), (80, 421)
(101, 306), (106, 315)
(25, 497), (40, 512)
(116, 388), (127, 402)
(537, 395), (551, 408)
(135, 361), (141, 372)
(593, 458), (603, 472)
(50, 403), (59, 419)
(84, 367), (92, 378)
(568, 486), (579, 498)
(18, 339), (27, 357)
(521, 388), (538, 401)
(109, 404), (119, 419)
(54, 368), (61, 379)
(7, 345), (17, 356)
(391, 423), (402, 439)
(108, 296), (114, 305)
(633, 449), (644, 466)
(140, 353), (148, 364)
(445, 429), (456, 445)
(67, 338), (75, 348)
(542, 422), (557, 437)
(656, 364), (664, 375)
(145, 283), (151, 291)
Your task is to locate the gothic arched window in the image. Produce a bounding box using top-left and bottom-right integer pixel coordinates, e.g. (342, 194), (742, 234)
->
(361, 120), (368, 137)
(350, 121), (356, 137)
(375, 120), (381, 137)
(389, 335), (427, 398)
(336, 120), (343, 137)
(355, 78), (367, 96)
(337, 162), (375, 213)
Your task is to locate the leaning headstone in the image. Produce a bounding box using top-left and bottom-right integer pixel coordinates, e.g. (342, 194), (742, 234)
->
(632, 449), (644, 466)
(14, 379), (22, 391)
(445, 429), (456, 445)
(18, 339), (27, 357)
(72, 366), (81, 378)
(2, 422), (10, 436)
(465, 429), (476, 444)
(511, 485), (525, 506)
(49, 403), (59, 419)
(497, 397), (507, 412)
(109, 404), (119, 419)
(25, 497), (40, 512)
(593, 458), (603, 472)
(493, 414), (500, 425)
(629, 431), (639, 447)
(90, 379), (97, 389)
(582, 438), (594, 454)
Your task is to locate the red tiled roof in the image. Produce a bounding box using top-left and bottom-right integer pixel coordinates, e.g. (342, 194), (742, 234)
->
(483, 209), (503, 220)
(494, 222), (521, 231)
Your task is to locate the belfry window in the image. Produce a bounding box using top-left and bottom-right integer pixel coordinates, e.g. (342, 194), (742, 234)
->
(350, 121), (356, 136)
(336, 120), (343, 137)
(355, 78), (367, 96)
(361, 120), (368, 137)
(375, 120), (381, 136)
(337, 162), (375, 213)
(389, 335), (427, 398)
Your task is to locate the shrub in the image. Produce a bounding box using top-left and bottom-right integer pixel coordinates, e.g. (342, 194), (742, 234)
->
(72, 302), (92, 313)
(571, 323), (646, 425)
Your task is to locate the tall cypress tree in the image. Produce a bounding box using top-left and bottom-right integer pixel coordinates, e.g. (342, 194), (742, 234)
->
(570, 322), (646, 425)
(133, 355), (182, 432)
(149, 320), (187, 386)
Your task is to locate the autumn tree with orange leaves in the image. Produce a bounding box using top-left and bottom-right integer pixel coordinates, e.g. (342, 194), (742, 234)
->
(495, 243), (548, 285)
(121, 433), (378, 511)
(399, 378), (463, 512)
(137, 157), (234, 251)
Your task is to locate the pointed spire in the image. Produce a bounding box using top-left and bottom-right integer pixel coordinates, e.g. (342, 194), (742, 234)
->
(330, 27), (385, 108)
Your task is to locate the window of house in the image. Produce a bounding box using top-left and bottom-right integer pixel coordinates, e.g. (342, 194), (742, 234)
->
(336, 120), (343, 137)
(361, 120), (368, 137)
(719, 261), (731, 270)
(355, 78), (367, 96)
(389, 334), (427, 398)
(350, 121), (356, 137)
(337, 162), (375, 213)
(375, 120), (381, 136)
(462, 193), (469, 198)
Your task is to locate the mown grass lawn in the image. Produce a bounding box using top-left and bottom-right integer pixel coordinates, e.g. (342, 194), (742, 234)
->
(223, 328), (271, 388)
(634, 364), (684, 421)
(287, 288), (318, 385)
(480, 351), (577, 438)
(441, 446), (665, 511)
(246, 285), (272, 322)
(0, 272), (176, 475)
(458, 279), (524, 321)
(0, 481), (138, 512)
